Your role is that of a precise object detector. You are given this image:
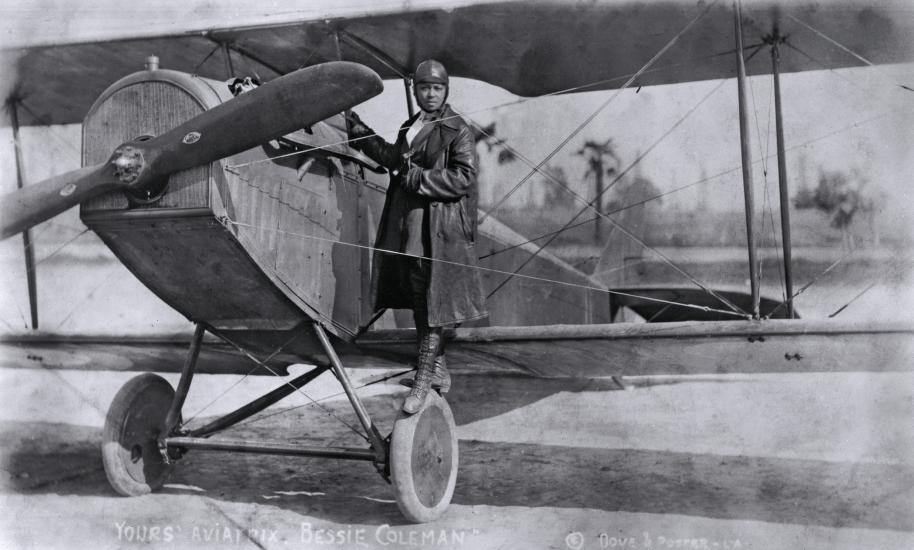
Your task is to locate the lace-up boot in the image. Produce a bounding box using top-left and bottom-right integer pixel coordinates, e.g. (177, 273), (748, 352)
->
(402, 329), (441, 414)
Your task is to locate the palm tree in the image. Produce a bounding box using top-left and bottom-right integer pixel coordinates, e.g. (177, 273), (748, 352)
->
(577, 138), (620, 241)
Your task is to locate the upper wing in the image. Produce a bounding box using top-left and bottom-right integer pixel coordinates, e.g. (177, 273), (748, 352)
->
(4, 0), (913, 126)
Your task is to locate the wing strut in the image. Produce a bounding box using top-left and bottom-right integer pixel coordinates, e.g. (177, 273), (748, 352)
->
(335, 29), (415, 116)
(221, 42), (235, 78)
(769, 33), (795, 318)
(7, 99), (38, 329)
(734, 1), (760, 319)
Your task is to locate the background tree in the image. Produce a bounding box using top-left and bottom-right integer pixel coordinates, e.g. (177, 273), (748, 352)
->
(794, 168), (874, 250)
(471, 121), (516, 164)
(576, 138), (620, 241)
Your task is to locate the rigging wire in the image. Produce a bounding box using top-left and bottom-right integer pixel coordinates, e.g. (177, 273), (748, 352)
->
(827, 281), (878, 319)
(225, 40), (762, 173)
(590, 258), (649, 279)
(227, 1), (722, 174)
(823, 257), (913, 319)
(180, 329), (307, 426)
(191, 43), (222, 75)
(479, 0), (719, 225)
(17, 222), (82, 255)
(229, 367), (414, 432)
(222, 218), (749, 319)
(772, 25), (913, 316)
(747, 64), (767, 292)
(746, 57), (786, 299)
(781, 41), (907, 104)
(34, 229), (90, 266)
(762, 249), (854, 318)
(484, 101), (911, 314)
(785, 13), (877, 68)
(474, 42), (768, 308)
(479, 103), (909, 263)
(783, 19), (913, 98)
(55, 265), (120, 330)
(214, 330), (370, 442)
(11, 300), (28, 330)
(480, 165), (744, 259)
(763, 75), (786, 300)
(16, 102), (82, 156)
(758, 105), (914, 318)
(479, 79), (749, 316)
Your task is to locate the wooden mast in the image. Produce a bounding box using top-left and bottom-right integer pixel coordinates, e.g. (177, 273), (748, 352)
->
(734, 1), (760, 318)
(771, 34), (796, 318)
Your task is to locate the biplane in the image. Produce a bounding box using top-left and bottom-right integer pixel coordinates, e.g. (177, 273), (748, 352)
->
(1, 0), (912, 523)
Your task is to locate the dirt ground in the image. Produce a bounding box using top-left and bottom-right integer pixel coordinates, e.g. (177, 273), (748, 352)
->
(0, 368), (912, 550)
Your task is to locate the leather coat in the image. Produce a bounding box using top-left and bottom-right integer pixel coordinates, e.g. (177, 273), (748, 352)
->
(350, 105), (488, 327)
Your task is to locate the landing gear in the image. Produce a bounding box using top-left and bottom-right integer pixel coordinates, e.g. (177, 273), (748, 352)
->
(101, 373), (175, 495)
(99, 321), (459, 522)
(390, 391), (459, 523)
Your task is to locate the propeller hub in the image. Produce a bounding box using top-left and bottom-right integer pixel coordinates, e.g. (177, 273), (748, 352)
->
(111, 145), (146, 186)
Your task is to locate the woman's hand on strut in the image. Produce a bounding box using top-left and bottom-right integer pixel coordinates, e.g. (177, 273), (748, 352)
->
(344, 110), (372, 139)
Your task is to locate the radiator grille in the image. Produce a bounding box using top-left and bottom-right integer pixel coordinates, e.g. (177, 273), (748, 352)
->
(82, 81), (210, 211)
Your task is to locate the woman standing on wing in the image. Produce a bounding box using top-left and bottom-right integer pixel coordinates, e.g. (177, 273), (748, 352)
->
(347, 60), (488, 414)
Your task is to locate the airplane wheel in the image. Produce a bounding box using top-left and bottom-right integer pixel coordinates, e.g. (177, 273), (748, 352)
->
(389, 391), (458, 523)
(102, 373), (175, 496)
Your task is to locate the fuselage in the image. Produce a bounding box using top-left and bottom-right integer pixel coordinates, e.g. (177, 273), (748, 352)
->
(79, 67), (609, 356)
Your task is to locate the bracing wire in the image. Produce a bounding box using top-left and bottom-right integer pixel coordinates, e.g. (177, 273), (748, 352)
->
(479, 0), (720, 225)
(480, 103), (909, 263)
(479, 78), (749, 316)
(222, 218), (749, 319)
(827, 282), (878, 319)
(225, 35), (758, 174)
(785, 13), (876, 67)
(763, 250), (853, 318)
(746, 53), (786, 299)
(181, 329), (307, 426)
(34, 229), (90, 266)
(17, 102), (82, 156)
(226, 101), (907, 325)
(827, 258), (912, 318)
(55, 265), (120, 330)
(770, 21), (914, 315)
(191, 43), (222, 75)
(747, 59), (768, 292)
(229, 367), (414, 432)
(213, 329), (370, 442)
(475, 41), (770, 308)
(781, 41), (906, 104)
(784, 14), (913, 97)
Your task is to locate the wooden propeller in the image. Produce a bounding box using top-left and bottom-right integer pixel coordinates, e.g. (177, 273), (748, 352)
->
(0, 61), (382, 240)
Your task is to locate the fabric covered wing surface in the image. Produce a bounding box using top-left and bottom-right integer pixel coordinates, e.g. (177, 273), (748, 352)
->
(4, 0), (913, 126)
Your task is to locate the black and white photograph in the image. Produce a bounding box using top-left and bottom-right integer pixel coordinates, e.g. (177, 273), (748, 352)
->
(1, 1), (912, 548)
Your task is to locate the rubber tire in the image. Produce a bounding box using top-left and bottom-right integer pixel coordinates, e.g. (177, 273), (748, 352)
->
(102, 373), (175, 496)
(389, 391), (459, 523)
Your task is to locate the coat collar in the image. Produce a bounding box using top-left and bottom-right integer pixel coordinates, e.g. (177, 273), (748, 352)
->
(423, 104), (461, 130)
(404, 104), (461, 131)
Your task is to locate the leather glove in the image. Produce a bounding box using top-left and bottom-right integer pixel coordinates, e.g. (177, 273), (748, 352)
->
(345, 110), (372, 139)
(392, 154), (419, 181)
